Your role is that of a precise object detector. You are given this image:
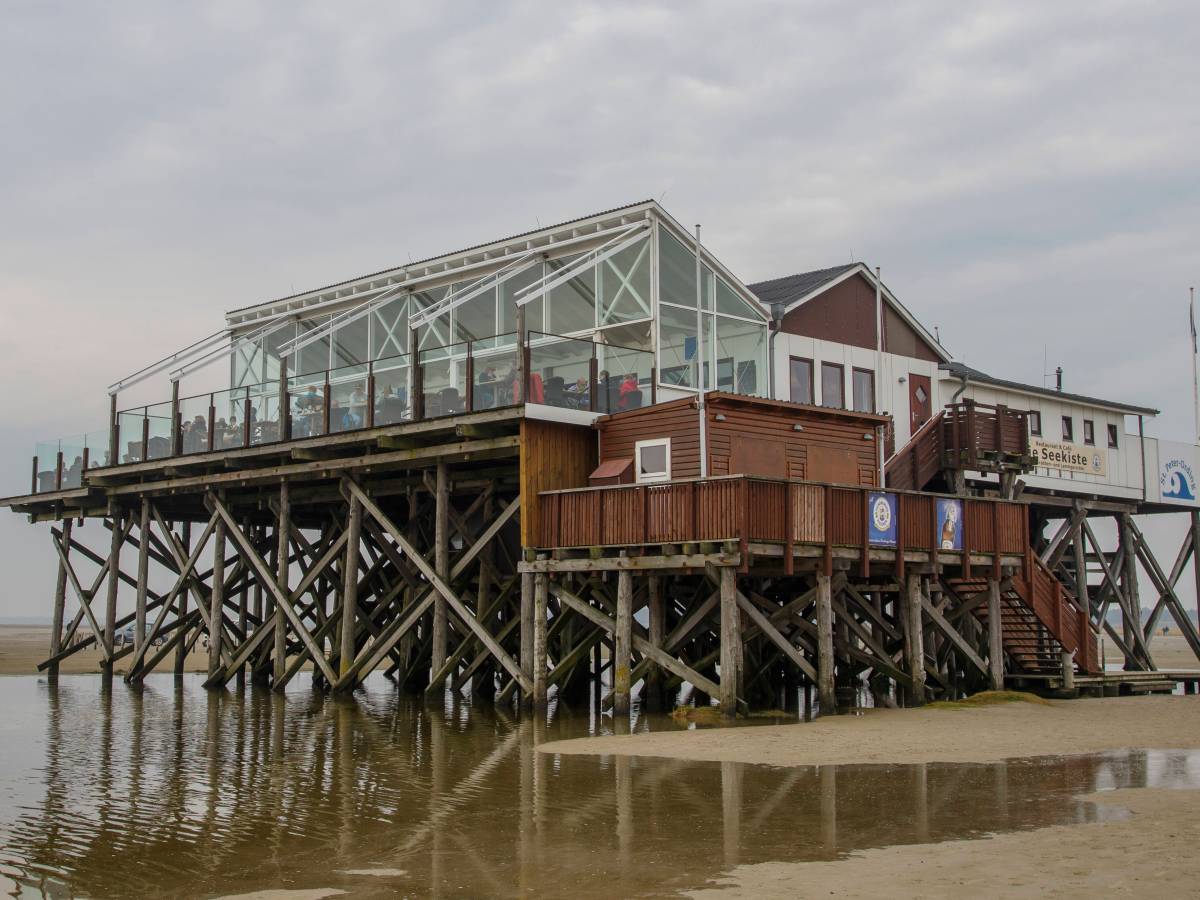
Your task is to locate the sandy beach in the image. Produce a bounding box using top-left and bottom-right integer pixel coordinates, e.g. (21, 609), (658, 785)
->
(542, 696), (1200, 898)
(0, 624), (207, 675)
(541, 694), (1200, 766)
(685, 788), (1199, 899)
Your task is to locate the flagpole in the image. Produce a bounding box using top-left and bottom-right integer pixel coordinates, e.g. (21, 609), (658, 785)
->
(1192, 286), (1199, 445)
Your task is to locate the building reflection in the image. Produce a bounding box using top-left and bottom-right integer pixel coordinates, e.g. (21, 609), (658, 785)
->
(1, 678), (1196, 898)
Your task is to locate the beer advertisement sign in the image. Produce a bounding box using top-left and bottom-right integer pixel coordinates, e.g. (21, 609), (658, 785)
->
(867, 492), (897, 547)
(1032, 438), (1106, 476)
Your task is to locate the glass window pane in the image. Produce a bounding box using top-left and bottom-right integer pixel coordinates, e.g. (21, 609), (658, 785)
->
(547, 253), (596, 335)
(500, 264), (543, 335)
(370, 295), (409, 360)
(790, 358), (813, 405)
(332, 312), (369, 368)
(658, 304), (696, 388)
(852, 369), (874, 412)
(412, 287), (452, 352)
(701, 266), (715, 311)
(295, 316), (331, 377)
(265, 322), (294, 382)
(715, 315), (766, 396)
(640, 444), (666, 475)
(453, 285), (498, 344)
(658, 229), (697, 308)
(821, 362), (844, 408)
(232, 338), (263, 387)
(599, 238), (652, 325)
(716, 276), (763, 319)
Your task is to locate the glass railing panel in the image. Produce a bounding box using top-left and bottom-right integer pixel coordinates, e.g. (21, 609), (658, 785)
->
(34, 440), (59, 492)
(373, 353), (412, 426)
(145, 402), (174, 460)
(419, 342), (468, 418)
(211, 387), (248, 450)
(596, 344), (655, 414)
(247, 382), (283, 446)
(178, 392), (211, 455)
(59, 435), (85, 488)
(287, 374), (326, 439)
(527, 332), (594, 411)
(84, 429), (112, 469)
(117, 409), (146, 464)
(468, 332), (520, 411)
(329, 364), (369, 434)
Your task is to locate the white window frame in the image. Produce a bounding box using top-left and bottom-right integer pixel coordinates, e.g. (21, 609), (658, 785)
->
(635, 438), (671, 484)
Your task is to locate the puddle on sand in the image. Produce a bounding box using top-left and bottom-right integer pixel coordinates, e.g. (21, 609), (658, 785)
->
(0, 675), (1197, 898)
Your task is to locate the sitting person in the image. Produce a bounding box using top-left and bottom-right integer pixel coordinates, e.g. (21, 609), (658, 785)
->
(617, 373), (640, 410)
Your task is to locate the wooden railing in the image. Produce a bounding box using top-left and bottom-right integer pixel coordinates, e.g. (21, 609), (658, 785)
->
(538, 476), (1028, 574)
(942, 399), (1031, 468)
(1019, 554), (1100, 674)
(886, 400), (1033, 493)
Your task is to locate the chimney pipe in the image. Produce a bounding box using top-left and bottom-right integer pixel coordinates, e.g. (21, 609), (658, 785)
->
(1055, 366), (1063, 392)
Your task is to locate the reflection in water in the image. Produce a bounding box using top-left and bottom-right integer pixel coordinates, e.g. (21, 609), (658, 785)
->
(0, 675), (1197, 898)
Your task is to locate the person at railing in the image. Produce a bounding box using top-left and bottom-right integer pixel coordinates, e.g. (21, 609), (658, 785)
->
(376, 384), (408, 425)
(477, 366), (498, 408)
(617, 373), (641, 411)
(348, 384), (368, 426)
(596, 370), (611, 413)
(564, 377), (589, 409)
(227, 414), (241, 446)
(292, 386), (322, 437)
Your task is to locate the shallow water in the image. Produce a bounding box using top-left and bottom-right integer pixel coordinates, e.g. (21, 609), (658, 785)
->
(0, 676), (1197, 898)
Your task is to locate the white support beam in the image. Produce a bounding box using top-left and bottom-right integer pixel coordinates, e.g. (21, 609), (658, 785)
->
(513, 224), (649, 308)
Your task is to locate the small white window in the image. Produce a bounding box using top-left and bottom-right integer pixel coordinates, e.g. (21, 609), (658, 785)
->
(635, 438), (671, 483)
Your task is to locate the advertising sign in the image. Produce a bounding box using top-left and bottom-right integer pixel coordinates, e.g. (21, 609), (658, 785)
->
(936, 498), (963, 550)
(1157, 440), (1200, 506)
(867, 492), (897, 547)
(1031, 438), (1106, 476)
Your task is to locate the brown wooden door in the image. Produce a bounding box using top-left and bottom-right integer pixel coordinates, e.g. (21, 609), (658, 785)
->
(909, 373), (932, 434)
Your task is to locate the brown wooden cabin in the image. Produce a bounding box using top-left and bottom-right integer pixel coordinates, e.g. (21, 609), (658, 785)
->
(592, 392), (888, 487)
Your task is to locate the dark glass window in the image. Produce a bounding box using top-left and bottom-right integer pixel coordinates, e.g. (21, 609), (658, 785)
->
(1062, 416), (1074, 441)
(1107, 424), (1119, 448)
(1029, 411), (1042, 436)
(789, 357), (813, 405)
(852, 368), (875, 413)
(821, 362), (844, 408)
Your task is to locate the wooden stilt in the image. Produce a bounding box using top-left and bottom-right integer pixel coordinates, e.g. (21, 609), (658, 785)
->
(1193, 509), (1200, 636)
(904, 573), (927, 705)
(102, 512), (123, 679)
(431, 461), (449, 684)
(987, 576), (1004, 692)
(339, 495), (363, 682)
(815, 573), (836, 716)
(614, 569), (633, 716)
(135, 498), (150, 652)
(645, 574), (664, 712)
(719, 566), (740, 717)
(48, 519), (72, 682)
(533, 572), (548, 709)
(274, 481), (290, 683)
(1061, 649), (1075, 692)
(175, 521), (191, 676)
(208, 514), (226, 681)
(520, 572), (534, 708)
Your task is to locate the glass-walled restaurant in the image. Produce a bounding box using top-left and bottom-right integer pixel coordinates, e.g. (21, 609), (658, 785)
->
(28, 216), (770, 492)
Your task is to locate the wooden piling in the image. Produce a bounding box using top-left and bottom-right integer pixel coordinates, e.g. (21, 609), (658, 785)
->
(432, 462), (449, 683)
(135, 498), (150, 652)
(815, 572), (835, 716)
(175, 520), (191, 676)
(102, 512), (123, 679)
(614, 569), (634, 716)
(987, 576), (1004, 692)
(645, 574), (664, 712)
(48, 519), (71, 682)
(208, 515), (225, 680)
(533, 571), (548, 709)
(717, 567), (738, 717)
(339, 495), (363, 681)
(520, 572), (534, 708)
(274, 482), (290, 683)
(904, 573), (927, 704)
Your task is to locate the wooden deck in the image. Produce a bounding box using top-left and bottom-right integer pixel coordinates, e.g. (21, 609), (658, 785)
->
(536, 476), (1028, 578)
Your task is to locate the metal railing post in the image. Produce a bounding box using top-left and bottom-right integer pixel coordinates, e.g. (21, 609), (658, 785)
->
(170, 380), (181, 457)
(30, 456), (37, 494)
(322, 373), (331, 435)
(589, 345), (598, 412)
(366, 361), (375, 429)
(466, 341), (475, 412)
(108, 394), (118, 468)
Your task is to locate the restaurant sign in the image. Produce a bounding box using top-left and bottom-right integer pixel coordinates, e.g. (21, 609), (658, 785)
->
(1031, 438), (1106, 476)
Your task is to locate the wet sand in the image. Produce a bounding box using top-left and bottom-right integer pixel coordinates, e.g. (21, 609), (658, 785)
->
(540, 695), (1200, 767)
(1101, 632), (1198, 669)
(0, 624), (207, 675)
(686, 788), (1199, 899)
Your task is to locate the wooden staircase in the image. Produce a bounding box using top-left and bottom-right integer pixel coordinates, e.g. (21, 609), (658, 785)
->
(947, 556), (1101, 677)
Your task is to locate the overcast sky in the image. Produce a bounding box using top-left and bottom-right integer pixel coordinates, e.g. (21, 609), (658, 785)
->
(1, 1), (1198, 619)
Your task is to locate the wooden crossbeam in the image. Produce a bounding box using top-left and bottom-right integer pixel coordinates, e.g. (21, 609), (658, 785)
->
(340, 479), (528, 692)
(920, 594), (989, 676)
(551, 583), (724, 702)
(208, 493), (339, 686)
(734, 592), (818, 682)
